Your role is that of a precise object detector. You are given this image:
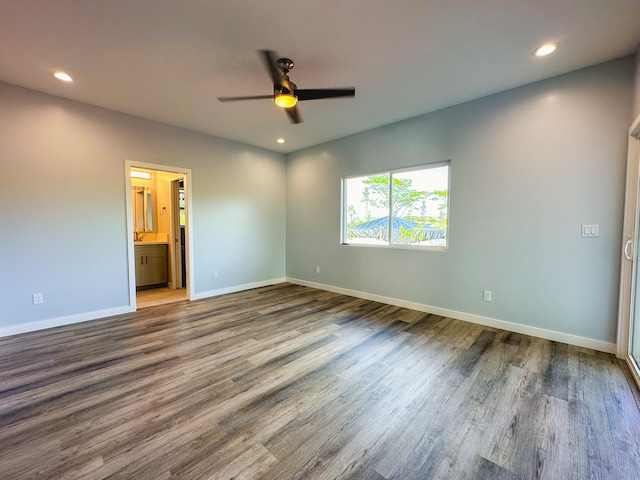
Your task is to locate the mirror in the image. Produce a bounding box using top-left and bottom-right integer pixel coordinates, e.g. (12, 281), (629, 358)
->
(133, 186), (153, 232)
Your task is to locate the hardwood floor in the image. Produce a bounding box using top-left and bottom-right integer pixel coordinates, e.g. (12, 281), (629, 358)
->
(1, 283), (639, 479)
(136, 287), (188, 309)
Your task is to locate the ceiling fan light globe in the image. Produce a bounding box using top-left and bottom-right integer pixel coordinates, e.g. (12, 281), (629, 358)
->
(274, 93), (298, 108)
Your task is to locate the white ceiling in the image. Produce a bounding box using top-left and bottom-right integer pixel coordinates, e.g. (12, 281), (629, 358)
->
(1, 0), (639, 153)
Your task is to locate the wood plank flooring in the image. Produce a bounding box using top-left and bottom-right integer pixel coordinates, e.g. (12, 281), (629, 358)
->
(136, 287), (188, 309)
(1, 283), (639, 479)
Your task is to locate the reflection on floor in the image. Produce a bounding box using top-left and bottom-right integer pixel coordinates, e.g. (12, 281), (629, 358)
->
(136, 287), (188, 309)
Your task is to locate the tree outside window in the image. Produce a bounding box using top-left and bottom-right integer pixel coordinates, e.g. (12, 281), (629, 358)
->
(343, 163), (449, 248)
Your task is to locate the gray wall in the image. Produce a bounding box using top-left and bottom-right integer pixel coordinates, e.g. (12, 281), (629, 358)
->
(1, 55), (635, 344)
(286, 57), (634, 345)
(0, 82), (286, 328)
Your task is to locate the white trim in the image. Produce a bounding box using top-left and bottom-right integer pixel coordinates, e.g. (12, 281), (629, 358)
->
(288, 277), (616, 354)
(0, 306), (133, 338)
(191, 278), (287, 301)
(617, 130), (640, 357)
(1, 277), (616, 353)
(626, 357), (640, 388)
(0, 278), (286, 338)
(617, 114), (640, 393)
(124, 160), (195, 310)
(124, 163), (135, 308)
(630, 114), (640, 137)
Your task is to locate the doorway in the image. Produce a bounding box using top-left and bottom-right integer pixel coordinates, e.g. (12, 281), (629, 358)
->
(617, 114), (640, 389)
(125, 160), (194, 310)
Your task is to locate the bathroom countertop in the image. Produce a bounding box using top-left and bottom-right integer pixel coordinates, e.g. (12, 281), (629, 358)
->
(134, 241), (169, 245)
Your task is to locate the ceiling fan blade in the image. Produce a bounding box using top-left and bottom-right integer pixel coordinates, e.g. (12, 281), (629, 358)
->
(296, 88), (355, 101)
(259, 50), (287, 88)
(285, 105), (302, 124)
(217, 94), (273, 102)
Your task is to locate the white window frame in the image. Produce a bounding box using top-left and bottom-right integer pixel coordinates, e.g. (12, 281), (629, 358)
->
(341, 161), (450, 251)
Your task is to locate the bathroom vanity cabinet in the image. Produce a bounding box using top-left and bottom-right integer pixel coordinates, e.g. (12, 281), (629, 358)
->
(134, 243), (168, 289)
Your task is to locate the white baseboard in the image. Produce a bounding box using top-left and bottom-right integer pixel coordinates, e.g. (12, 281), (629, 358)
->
(0, 305), (133, 338)
(0, 278), (285, 339)
(191, 277), (287, 301)
(2, 277), (616, 354)
(287, 277), (617, 354)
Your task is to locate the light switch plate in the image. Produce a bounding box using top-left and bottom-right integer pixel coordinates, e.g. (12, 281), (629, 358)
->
(581, 224), (599, 237)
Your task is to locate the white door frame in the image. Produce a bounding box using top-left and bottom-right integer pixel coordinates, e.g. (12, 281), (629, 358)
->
(616, 114), (640, 387)
(124, 160), (194, 310)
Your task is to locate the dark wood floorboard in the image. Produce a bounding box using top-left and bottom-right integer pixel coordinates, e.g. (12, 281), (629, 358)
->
(1, 283), (639, 479)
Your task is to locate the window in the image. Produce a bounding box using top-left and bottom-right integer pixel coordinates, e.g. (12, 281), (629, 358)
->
(342, 162), (449, 249)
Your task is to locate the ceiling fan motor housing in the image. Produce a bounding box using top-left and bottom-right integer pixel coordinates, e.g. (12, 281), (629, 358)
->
(276, 58), (294, 74)
(217, 50), (355, 124)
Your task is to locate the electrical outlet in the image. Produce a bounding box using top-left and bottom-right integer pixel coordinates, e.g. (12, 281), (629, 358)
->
(483, 290), (492, 302)
(32, 293), (43, 305)
(315, 266), (320, 274)
(213, 271), (219, 279)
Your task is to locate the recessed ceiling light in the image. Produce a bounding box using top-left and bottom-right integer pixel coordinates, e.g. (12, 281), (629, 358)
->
(276, 138), (286, 144)
(532, 42), (558, 57)
(52, 71), (73, 82)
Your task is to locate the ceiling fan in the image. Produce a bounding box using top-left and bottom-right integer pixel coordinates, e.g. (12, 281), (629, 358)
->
(217, 50), (355, 124)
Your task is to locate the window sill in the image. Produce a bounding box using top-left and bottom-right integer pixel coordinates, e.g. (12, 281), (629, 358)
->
(340, 242), (448, 253)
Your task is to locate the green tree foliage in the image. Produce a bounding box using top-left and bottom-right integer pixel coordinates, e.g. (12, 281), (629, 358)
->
(357, 174), (448, 239)
(362, 175), (446, 220)
(424, 189), (448, 231)
(346, 173), (448, 244)
(362, 175), (423, 217)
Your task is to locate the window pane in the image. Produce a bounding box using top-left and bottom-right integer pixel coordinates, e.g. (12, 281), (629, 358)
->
(391, 166), (448, 246)
(344, 174), (390, 245)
